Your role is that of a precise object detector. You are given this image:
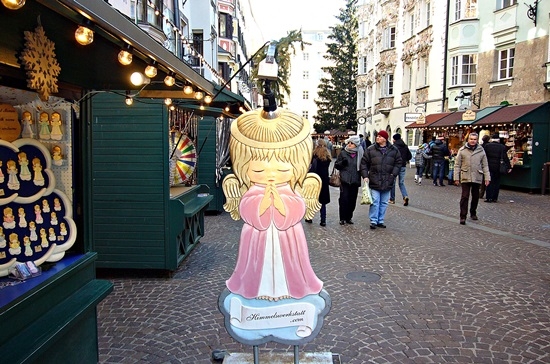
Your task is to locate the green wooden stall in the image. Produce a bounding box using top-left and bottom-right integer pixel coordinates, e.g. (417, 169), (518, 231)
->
(86, 92), (212, 270)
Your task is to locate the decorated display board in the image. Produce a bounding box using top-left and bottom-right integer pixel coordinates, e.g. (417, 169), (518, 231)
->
(0, 133), (75, 277)
(170, 133), (196, 185)
(219, 108), (331, 347)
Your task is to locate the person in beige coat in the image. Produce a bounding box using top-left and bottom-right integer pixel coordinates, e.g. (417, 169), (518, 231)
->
(453, 132), (490, 225)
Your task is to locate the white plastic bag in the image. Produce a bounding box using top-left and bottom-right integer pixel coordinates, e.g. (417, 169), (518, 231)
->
(361, 184), (373, 205)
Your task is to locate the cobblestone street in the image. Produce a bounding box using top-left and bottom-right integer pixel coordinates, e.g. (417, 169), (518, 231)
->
(98, 171), (550, 363)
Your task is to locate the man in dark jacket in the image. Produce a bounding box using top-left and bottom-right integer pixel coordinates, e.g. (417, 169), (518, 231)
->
(360, 130), (402, 229)
(483, 133), (511, 202)
(389, 133), (412, 206)
(431, 136), (450, 186)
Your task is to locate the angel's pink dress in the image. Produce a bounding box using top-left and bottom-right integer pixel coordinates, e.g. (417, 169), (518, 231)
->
(226, 183), (323, 299)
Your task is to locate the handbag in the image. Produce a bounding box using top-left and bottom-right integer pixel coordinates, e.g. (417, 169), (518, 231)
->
(360, 184), (373, 205)
(329, 169), (341, 187)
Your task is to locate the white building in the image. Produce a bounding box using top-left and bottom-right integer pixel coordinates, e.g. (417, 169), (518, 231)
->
(286, 30), (333, 133)
(356, 0), (448, 145)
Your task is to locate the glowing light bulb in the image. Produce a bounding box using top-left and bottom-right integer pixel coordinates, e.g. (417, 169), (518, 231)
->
(75, 25), (94, 45)
(1, 0), (25, 10)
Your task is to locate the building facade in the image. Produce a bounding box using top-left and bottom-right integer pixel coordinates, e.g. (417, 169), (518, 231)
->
(356, 0), (550, 147)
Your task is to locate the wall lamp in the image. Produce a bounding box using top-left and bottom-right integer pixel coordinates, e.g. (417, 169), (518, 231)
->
(204, 95), (212, 104)
(75, 19), (94, 46)
(2, 0), (25, 10)
(144, 61), (158, 78)
(194, 91), (204, 100)
(130, 72), (150, 86)
(118, 44), (133, 65)
(164, 98), (172, 106)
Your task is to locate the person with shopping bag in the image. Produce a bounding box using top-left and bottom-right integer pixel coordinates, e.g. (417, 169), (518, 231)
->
(333, 135), (363, 225)
(360, 130), (402, 230)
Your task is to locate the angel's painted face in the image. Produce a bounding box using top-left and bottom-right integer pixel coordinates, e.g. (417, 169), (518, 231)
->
(247, 158), (293, 185)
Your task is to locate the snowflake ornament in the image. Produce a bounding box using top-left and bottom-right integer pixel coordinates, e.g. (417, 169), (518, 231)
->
(19, 25), (61, 101)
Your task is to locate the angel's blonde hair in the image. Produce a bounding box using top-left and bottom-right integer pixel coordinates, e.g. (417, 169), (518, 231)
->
(229, 109), (313, 191)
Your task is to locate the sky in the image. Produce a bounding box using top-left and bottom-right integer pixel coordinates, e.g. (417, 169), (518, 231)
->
(247, 0), (345, 43)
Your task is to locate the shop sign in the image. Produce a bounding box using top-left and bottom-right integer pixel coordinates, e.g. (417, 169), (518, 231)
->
(462, 110), (476, 121)
(415, 114), (426, 124)
(0, 104), (21, 142)
(405, 113), (422, 123)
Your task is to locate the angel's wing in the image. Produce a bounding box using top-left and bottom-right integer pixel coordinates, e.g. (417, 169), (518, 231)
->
(299, 173), (322, 220)
(222, 174), (243, 220)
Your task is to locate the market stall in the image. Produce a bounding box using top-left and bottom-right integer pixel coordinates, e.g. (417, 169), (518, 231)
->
(467, 102), (550, 191)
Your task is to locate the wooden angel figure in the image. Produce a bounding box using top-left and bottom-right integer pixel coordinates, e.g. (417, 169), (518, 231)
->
(0, 161), (4, 183)
(18, 207), (27, 228)
(9, 233), (21, 255)
(34, 204), (43, 224)
(42, 199), (50, 213)
(39, 228), (48, 248)
(23, 236), (32, 256)
(6, 159), (20, 190)
(48, 227), (56, 242)
(3, 207), (15, 229)
(222, 108), (323, 301)
(50, 112), (63, 140)
(32, 157), (45, 186)
(0, 227), (6, 248)
(21, 111), (34, 138)
(59, 222), (67, 236)
(18, 152), (32, 181)
(52, 145), (63, 166)
(38, 111), (51, 140)
(29, 221), (38, 241)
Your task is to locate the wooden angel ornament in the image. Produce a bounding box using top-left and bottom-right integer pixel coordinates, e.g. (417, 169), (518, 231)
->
(222, 108), (323, 301)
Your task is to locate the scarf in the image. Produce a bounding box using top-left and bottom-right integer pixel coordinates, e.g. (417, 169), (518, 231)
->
(345, 144), (364, 171)
(465, 143), (478, 151)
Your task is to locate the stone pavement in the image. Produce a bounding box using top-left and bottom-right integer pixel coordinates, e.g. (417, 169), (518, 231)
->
(97, 170), (550, 363)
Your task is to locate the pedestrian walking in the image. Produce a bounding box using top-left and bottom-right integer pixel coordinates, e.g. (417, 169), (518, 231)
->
(483, 133), (511, 202)
(479, 134), (490, 198)
(360, 130), (402, 229)
(431, 136), (450, 186)
(306, 139), (332, 226)
(390, 133), (412, 206)
(334, 135), (363, 225)
(453, 132), (490, 225)
(414, 143), (432, 185)
(447, 148), (457, 185)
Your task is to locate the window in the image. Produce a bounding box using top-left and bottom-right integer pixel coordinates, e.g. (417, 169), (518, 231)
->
(303, 71), (309, 80)
(409, 12), (415, 37)
(382, 27), (396, 49)
(422, 1), (431, 28)
(359, 56), (368, 74)
(303, 53), (309, 61)
(403, 65), (412, 92)
(498, 0), (517, 9)
(498, 48), (515, 80)
(451, 55), (477, 85)
(303, 91), (309, 100)
(358, 90), (366, 108)
(219, 12), (233, 38)
(454, 0), (477, 21)
(418, 58), (428, 87)
(381, 74), (394, 97)
(302, 111), (309, 119)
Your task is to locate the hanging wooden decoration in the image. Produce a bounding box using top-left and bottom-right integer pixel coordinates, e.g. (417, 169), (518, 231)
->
(19, 24), (61, 101)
